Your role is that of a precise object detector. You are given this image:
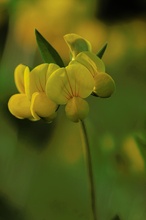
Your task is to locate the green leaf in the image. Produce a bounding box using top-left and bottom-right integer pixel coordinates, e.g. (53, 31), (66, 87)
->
(96, 42), (108, 59)
(35, 29), (64, 67)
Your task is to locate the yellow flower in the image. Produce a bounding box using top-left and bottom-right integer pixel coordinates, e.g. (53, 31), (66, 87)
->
(70, 51), (115, 98)
(63, 33), (115, 98)
(46, 63), (94, 122)
(8, 63), (59, 122)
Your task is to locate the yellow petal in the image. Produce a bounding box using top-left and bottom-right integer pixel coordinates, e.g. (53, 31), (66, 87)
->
(46, 64), (94, 104)
(14, 64), (28, 93)
(66, 64), (94, 98)
(25, 64), (48, 99)
(93, 72), (115, 98)
(46, 63), (60, 79)
(30, 92), (58, 121)
(8, 94), (32, 119)
(46, 67), (71, 104)
(64, 33), (92, 60)
(70, 51), (105, 77)
(25, 63), (60, 99)
(65, 97), (89, 122)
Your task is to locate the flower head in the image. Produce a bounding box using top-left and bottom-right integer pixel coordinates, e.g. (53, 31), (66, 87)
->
(70, 51), (115, 98)
(8, 63), (59, 122)
(46, 63), (94, 122)
(8, 32), (116, 123)
(63, 33), (115, 98)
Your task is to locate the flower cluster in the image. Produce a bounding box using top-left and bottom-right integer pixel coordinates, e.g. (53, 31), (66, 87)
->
(8, 33), (115, 122)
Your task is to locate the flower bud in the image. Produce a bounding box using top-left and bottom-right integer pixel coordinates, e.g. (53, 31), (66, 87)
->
(65, 97), (89, 122)
(93, 72), (115, 98)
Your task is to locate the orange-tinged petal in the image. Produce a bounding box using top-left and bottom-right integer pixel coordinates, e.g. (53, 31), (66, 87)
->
(65, 64), (94, 98)
(46, 67), (71, 104)
(8, 94), (33, 119)
(25, 63), (60, 99)
(46, 63), (94, 104)
(25, 64), (49, 99)
(14, 64), (28, 93)
(30, 92), (58, 121)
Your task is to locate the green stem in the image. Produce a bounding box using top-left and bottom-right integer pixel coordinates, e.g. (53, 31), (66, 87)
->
(79, 120), (97, 220)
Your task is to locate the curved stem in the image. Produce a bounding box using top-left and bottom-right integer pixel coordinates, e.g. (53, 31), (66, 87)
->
(79, 120), (97, 220)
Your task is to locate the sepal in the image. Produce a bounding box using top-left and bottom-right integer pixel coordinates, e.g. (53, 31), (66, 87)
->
(96, 42), (108, 59)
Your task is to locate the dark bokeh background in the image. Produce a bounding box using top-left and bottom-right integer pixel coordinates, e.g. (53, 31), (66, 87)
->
(97, 0), (146, 22)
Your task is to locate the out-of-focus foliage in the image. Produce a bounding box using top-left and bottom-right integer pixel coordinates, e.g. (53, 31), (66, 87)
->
(1, 0), (146, 219)
(10, 0), (97, 58)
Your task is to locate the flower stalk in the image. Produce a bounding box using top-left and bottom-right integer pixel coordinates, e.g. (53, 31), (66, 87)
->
(79, 120), (97, 220)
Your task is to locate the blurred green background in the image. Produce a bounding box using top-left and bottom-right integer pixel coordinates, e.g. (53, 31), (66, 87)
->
(1, 0), (146, 219)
